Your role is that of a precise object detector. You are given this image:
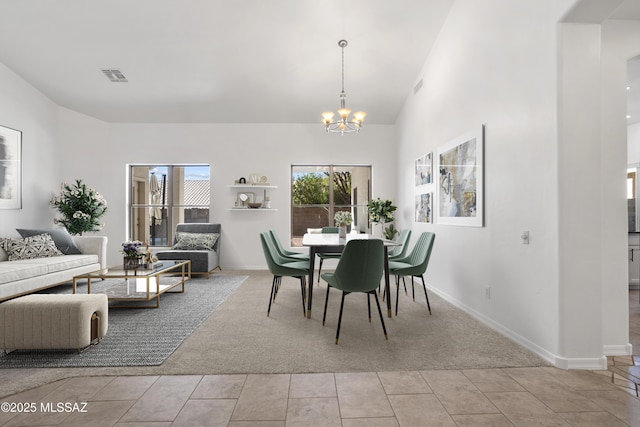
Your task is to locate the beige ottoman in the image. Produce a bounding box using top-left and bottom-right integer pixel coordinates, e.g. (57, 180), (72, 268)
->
(0, 294), (108, 351)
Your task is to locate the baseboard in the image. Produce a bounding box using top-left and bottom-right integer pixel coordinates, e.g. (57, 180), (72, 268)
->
(603, 343), (633, 356)
(422, 280), (607, 370)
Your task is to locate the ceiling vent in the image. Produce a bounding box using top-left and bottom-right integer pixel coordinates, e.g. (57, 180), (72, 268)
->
(101, 69), (128, 82)
(413, 78), (423, 94)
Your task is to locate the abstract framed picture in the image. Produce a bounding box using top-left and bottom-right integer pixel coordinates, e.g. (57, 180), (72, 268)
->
(436, 125), (484, 227)
(415, 192), (433, 223)
(415, 152), (432, 186)
(0, 125), (22, 209)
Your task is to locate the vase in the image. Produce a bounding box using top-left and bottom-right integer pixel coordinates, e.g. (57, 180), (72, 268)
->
(372, 223), (383, 238)
(123, 256), (141, 270)
(338, 224), (347, 239)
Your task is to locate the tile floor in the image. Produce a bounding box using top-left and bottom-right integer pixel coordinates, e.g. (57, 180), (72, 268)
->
(0, 292), (638, 426)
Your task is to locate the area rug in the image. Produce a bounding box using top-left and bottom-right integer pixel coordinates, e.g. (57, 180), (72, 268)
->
(0, 275), (246, 368)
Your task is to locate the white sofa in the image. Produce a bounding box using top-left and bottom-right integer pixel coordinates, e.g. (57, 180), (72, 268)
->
(0, 236), (107, 302)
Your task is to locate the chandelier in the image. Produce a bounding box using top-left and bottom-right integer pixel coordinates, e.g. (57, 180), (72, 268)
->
(321, 40), (366, 134)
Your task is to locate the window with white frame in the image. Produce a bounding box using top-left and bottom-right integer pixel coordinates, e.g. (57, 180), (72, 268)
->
(128, 165), (210, 247)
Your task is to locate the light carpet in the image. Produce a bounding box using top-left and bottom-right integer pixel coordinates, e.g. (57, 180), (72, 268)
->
(0, 270), (548, 398)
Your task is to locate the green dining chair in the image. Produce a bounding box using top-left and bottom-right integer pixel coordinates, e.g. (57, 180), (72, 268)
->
(389, 231), (436, 316)
(268, 229), (310, 262)
(321, 239), (387, 344)
(259, 232), (309, 317)
(388, 229), (411, 260)
(381, 229), (412, 297)
(317, 226), (342, 282)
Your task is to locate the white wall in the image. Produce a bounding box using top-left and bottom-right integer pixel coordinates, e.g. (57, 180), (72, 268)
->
(397, 0), (626, 367)
(599, 19), (640, 357)
(0, 64), (61, 237)
(56, 117), (397, 267)
(630, 123), (640, 164)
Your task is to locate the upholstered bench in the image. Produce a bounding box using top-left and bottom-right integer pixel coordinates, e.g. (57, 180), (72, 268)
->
(0, 294), (108, 352)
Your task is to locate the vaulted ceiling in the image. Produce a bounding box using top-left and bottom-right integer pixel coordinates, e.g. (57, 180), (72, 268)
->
(0, 1), (638, 125)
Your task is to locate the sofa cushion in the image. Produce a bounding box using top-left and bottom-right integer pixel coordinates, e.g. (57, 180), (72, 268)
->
(17, 227), (82, 255)
(1, 234), (64, 261)
(173, 232), (219, 251)
(0, 262), (49, 285)
(41, 254), (99, 274)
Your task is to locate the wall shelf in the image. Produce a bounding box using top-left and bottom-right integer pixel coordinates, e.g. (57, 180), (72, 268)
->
(228, 184), (278, 210)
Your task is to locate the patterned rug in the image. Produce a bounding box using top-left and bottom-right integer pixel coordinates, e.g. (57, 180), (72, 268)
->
(0, 275), (246, 368)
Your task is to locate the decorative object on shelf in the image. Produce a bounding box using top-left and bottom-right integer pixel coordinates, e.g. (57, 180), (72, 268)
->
(0, 124), (22, 209)
(321, 40), (366, 135)
(247, 202), (262, 209)
(335, 211), (353, 239)
(262, 196), (271, 209)
(50, 179), (108, 235)
(235, 192), (254, 207)
(367, 198), (397, 239)
(121, 240), (143, 269)
(237, 177), (246, 184)
(249, 173), (262, 185)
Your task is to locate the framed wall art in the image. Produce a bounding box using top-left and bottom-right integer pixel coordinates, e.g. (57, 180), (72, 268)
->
(0, 125), (22, 209)
(415, 192), (433, 223)
(436, 125), (484, 227)
(415, 152), (432, 186)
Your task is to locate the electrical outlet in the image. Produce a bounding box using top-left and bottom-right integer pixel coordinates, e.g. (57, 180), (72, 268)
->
(485, 287), (491, 299)
(521, 230), (530, 244)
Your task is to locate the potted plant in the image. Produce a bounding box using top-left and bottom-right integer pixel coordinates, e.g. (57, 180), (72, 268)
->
(121, 240), (143, 269)
(334, 211), (353, 238)
(50, 179), (107, 235)
(367, 197), (398, 239)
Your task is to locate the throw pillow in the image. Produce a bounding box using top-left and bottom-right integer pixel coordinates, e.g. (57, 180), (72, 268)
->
(2, 234), (64, 261)
(173, 232), (219, 251)
(17, 227), (82, 255)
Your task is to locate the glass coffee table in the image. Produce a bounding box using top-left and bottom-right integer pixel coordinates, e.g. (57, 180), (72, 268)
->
(73, 260), (191, 308)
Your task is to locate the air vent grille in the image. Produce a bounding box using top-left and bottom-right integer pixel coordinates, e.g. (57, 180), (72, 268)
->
(101, 69), (128, 82)
(413, 79), (423, 94)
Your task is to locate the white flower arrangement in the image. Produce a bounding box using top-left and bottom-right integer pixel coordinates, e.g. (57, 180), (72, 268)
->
(334, 211), (353, 226)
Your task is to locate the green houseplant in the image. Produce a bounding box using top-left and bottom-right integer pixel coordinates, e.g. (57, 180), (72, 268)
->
(367, 197), (398, 239)
(50, 179), (108, 235)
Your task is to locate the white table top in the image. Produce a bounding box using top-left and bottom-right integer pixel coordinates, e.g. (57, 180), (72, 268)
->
(302, 233), (400, 247)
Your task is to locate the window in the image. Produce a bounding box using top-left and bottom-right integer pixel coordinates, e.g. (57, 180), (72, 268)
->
(291, 165), (371, 246)
(128, 165), (210, 247)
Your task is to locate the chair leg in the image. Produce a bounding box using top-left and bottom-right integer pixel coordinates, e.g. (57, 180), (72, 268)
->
(322, 284), (331, 325)
(372, 290), (388, 340)
(335, 291), (347, 345)
(273, 276), (281, 301)
(267, 275), (278, 316)
(421, 275), (431, 315)
(299, 276), (307, 317)
(395, 276), (401, 316)
(403, 276), (407, 295)
(367, 293), (372, 322)
(318, 258), (324, 283)
(411, 276), (415, 301)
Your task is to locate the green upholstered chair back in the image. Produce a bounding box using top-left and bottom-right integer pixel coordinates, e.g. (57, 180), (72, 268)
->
(388, 229), (411, 258)
(330, 239), (384, 293)
(405, 232), (436, 275)
(260, 232), (307, 276)
(322, 227), (339, 233)
(268, 229), (290, 258)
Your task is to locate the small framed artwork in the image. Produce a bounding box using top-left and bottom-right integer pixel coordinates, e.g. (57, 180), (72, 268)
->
(436, 125), (484, 227)
(415, 152), (432, 186)
(415, 192), (432, 223)
(0, 125), (22, 209)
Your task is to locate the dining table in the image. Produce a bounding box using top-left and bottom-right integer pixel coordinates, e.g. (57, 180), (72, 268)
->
(302, 232), (400, 319)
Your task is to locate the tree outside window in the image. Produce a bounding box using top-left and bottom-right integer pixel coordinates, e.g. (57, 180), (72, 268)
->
(291, 165), (371, 246)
